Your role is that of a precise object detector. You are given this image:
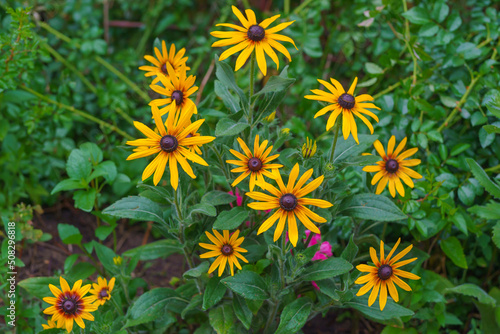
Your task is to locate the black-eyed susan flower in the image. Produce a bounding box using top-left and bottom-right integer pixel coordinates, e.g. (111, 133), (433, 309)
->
(41, 319), (63, 330)
(126, 105), (215, 189)
(149, 63), (198, 117)
(89, 277), (115, 306)
(302, 137), (317, 158)
(43, 277), (98, 333)
(305, 77), (380, 144)
(211, 6), (297, 76)
(227, 135), (283, 191)
(139, 41), (190, 85)
(362, 136), (422, 197)
(246, 163), (333, 247)
(355, 238), (420, 311)
(199, 230), (249, 276)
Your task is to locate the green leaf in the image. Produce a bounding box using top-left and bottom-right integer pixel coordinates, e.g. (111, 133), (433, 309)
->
(214, 80), (240, 113)
(188, 203), (217, 217)
(252, 74), (295, 97)
(483, 125), (500, 134)
(73, 188), (97, 212)
(18, 277), (59, 299)
(441, 237), (468, 269)
(80, 142), (103, 164)
(333, 134), (379, 163)
(433, 1), (449, 22)
(340, 194), (407, 222)
(466, 159), (500, 199)
(209, 304), (237, 334)
(469, 201), (500, 220)
(67, 149), (92, 180)
(450, 143), (470, 156)
(51, 179), (86, 194)
(215, 118), (249, 137)
(93, 242), (119, 274)
(427, 130), (443, 143)
(493, 221), (500, 249)
(365, 62), (384, 74)
(65, 262), (96, 282)
(90, 161), (117, 183)
(123, 239), (182, 261)
(214, 55), (248, 112)
(103, 196), (166, 224)
(402, 6), (431, 25)
(213, 207), (249, 230)
(445, 284), (496, 307)
(451, 213), (468, 236)
(479, 127), (495, 148)
(95, 224), (116, 241)
(58, 223), (82, 245)
(181, 294), (203, 319)
(203, 276), (227, 310)
(222, 271), (269, 300)
(183, 262), (209, 279)
(275, 297), (312, 334)
(301, 257), (352, 281)
(129, 288), (188, 319)
(202, 190), (236, 206)
(341, 235), (359, 262)
(233, 294), (253, 330)
(347, 295), (414, 320)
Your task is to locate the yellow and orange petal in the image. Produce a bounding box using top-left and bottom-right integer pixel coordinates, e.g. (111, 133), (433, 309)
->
(139, 41), (190, 85)
(199, 230), (249, 276)
(89, 277), (115, 306)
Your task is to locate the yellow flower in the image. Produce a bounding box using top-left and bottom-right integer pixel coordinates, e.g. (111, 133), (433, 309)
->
(281, 128), (290, 135)
(264, 111), (276, 122)
(113, 256), (123, 266)
(199, 230), (249, 276)
(139, 41), (190, 85)
(362, 136), (423, 197)
(43, 277), (98, 333)
(227, 135), (283, 191)
(355, 238), (420, 311)
(89, 277), (115, 306)
(305, 77), (380, 144)
(302, 137), (317, 158)
(211, 6), (297, 76)
(41, 319), (63, 330)
(246, 163), (333, 247)
(126, 105), (215, 189)
(149, 63), (198, 117)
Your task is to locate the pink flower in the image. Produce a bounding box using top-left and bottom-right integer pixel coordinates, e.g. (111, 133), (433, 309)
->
(229, 188), (270, 227)
(304, 230), (333, 290)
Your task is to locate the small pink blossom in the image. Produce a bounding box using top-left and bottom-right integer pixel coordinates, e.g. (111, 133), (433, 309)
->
(304, 230), (333, 290)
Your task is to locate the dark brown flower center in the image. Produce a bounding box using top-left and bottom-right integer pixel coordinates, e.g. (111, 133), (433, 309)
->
(247, 157), (262, 172)
(385, 159), (399, 173)
(62, 299), (77, 314)
(280, 193), (297, 211)
(247, 25), (265, 41)
(221, 244), (233, 256)
(338, 93), (355, 109)
(160, 135), (178, 152)
(171, 90), (183, 105)
(161, 63), (168, 74)
(99, 289), (109, 299)
(186, 133), (193, 138)
(378, 264), (393, 280)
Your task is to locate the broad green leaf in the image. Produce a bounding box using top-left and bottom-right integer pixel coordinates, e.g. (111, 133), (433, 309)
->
(203, 276), (227, 310)
(445, 284), (496, 307)
(183, 262), (209, 279)
(73, 188), (97, 212)
(233, 294), (253, 330)
(254, 68), (293, 117)
(95, 224), (116, 241)
(202, 190), (236, 206)
(450, 143), (470, 156)
(103, 196), (166, 224)
(333, 134), (379, 163)
(301, 257), (353, 281)
(275, 297), (312, 334)
(209, 304), (237, 334)
(90, 161), (117, 183)
(93, 242), (119, 274)
(432, 1), (449, 22)
(80, 142), (103, 164)
(402, 6), (431, 25)
(188, 203), (217, 217)
(483, 125), (500, 134)
(252, 74), (295, 97)
(181, 294), (203, 320)
(222, 271), (269, 300)
(213, 207), (249, 230)
(67, 149), (92, 180)
(341, 235), (359, 262)
(468, 201), (500, 220)
(215, 118), (249, 137)
(214, 80), (240, 113)
(451, 213), (468, 236)
(440, 237), (467, 269)
(123, 239), (182, 260)
(340, 194), (407, 222)
(18, 277), (60, 299)
(493, 221), (500, 249)
(347, 295), (414, 320)
(214, 55), (248, 112)
(129, 288), (188, 319)
(365, 62), (384, 74)
(51, 179), (86, 194)
(58, 223), (82, 245)
(466, 159), (500, 199)
(65, 262), (96, 282)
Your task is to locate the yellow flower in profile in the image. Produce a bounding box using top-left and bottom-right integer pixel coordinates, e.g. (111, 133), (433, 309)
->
(149, 63), (198, 117)
(41, 319), (63, 330)
(227, 135), (283, 191)
(304, 77), (380, 144)
(200, 230), (249, 276)
(113, 256), (123, 266)
(246, 163), (332, 247)
(302, 137), (317, 158)
(43, 277), (98, 333)
(139, 41), (190, 85)
(126, 105), (215, 189)
(264, 111), (276, 122)
(355, 238), (420, 311)
(89, 277), (115, 306)
(211, 6), (297, 76)
(362, 136), (422, 197)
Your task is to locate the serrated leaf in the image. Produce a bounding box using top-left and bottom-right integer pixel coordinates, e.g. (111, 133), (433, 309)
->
(466, 159), (500, 199)
(213, 207), (249, 230)
(275, 297), (312, 334)
(103, 196), (166, 224)
(222, 271), (269, 300)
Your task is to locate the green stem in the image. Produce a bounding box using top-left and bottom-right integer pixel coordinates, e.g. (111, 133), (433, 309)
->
(249, 52), (256, 123)
(110, 296), (124, 316)
(329, 120), (341, 162)
(119, 275), (132, 305)
(292, 0), (315, 15)
(485, 163), (500, 173)
(284, 0), (290, 15)
(20, 86), (134, 140)
(402, 0), (418, 86)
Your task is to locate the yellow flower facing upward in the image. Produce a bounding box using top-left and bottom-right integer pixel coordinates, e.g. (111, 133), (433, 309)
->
(149, 63), (198, 117)
(89, 277), (115, 306)
(211, 6), (297, 76)
(246, 163), (333, 247)
(305, 77), (380, 144)
(227, 135), (283, 191)
(302, 137), (317, 158)
(355, 238), (420, 311)
(126, 105), (215, 189)
(139, 41), (190, 85)
(362, 136), (422, 197)
(43, 277), (98, 333)
(200, 230), (249, 276)
(41, 319), (63, 330)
